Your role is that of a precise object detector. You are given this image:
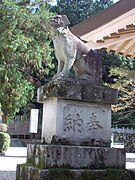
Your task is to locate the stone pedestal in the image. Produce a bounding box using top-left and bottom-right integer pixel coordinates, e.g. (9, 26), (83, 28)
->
(41, 98), (111, 146)
(16, 78), (129, 180)
(38, 79), (117, 147)
(27, 144), (125, 169)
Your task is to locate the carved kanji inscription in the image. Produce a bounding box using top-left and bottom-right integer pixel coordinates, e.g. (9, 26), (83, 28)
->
(63, 105), (103, 133)
(64, 113), (83, 133)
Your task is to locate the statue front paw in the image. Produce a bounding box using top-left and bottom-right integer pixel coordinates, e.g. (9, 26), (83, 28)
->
(52, 72), (68, 80)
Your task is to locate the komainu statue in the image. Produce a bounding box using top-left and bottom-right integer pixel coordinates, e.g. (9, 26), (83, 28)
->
(48, 15), (102, 84)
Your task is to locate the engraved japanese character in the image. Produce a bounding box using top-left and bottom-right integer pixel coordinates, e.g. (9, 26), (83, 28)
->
(85, 112), (103, 131)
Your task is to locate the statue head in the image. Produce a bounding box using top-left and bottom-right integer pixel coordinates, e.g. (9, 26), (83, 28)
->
(48, 15), (70, 29)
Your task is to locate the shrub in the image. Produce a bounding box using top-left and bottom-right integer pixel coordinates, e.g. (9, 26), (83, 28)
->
(0, 132), (10, 152)
(0, 123), (8, 132)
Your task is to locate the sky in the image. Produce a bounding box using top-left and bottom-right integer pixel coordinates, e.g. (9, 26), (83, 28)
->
(50, 0), (57, 6)
(51, 0), (120, 6)
(113, 0), (119, 3)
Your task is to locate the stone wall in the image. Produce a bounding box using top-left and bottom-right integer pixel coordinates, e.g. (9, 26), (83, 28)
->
(124, 134), (135, 153)
(112, 132), (135, 153)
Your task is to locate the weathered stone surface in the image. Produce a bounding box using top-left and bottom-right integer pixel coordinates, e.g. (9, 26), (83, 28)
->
(37, 78), (117, 104)
(27, 144), (126, 169)
(48, 15), (102, 84)
(16, 165), (135, 180)
(16, 165), (47, 180)
(41, 98), (111, 146)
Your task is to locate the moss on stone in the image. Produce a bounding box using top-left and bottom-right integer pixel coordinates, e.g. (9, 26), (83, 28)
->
(79, 169), (134, 180)
(27, 146), (36, 165)
(46, 168), (74, 180)
(36, 145), (45, 169)
(30, 168), (41, 180)
(106, 169), (133, 180)
(19, 163), (33, 167)
(47, 168), (134, 180)
(16, 164), (135, 180)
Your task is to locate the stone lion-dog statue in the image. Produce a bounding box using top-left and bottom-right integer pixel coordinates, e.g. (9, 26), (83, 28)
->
(48, 15), (102, 84)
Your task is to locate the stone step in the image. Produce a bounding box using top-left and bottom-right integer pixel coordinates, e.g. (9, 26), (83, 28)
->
(27, 144), (126, 169)
(16, 165), (135, 180)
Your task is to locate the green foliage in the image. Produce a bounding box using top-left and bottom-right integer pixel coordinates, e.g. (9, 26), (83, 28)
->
(51, 0), (113, 26)
(1, 0), (54, 77)
(101, 50), (134, 82)
(99, 50), (135, 128)
(0, 132), (10, 152)
(0, 63), (34, 121)
(109, 67), (135, 128)
(0, 0), (54, 121)
(94, 0), (113, 14)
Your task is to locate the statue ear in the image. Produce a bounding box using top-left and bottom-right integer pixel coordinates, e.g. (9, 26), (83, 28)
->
(62, 15), (70, 26)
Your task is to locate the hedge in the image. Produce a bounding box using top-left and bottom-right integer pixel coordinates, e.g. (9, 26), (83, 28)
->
(0, 132), (10, 152)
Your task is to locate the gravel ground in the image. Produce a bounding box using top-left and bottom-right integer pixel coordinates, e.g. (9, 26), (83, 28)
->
(0, 171), (16, 180)
(0, 144), (27, 180)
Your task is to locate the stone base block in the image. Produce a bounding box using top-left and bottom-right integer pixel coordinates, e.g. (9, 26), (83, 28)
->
(27, 144), (126, 169)
(37, 78), (117, 104)
(16, 165), (135, 180)
(41, 98), (111, 146)
(38, 79), (118, 147)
